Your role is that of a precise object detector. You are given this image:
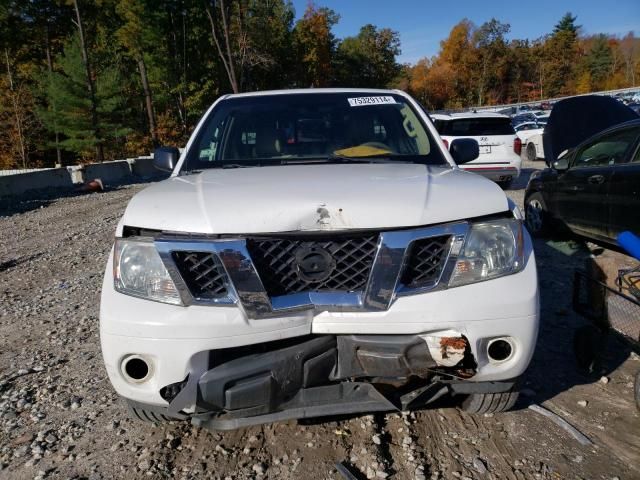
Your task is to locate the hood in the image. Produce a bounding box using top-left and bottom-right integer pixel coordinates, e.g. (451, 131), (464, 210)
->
(543, 95), (639, 162)
(120, 163), (508, 235)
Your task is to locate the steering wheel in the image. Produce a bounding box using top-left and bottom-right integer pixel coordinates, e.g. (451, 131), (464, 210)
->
(361, 141), (392, 151)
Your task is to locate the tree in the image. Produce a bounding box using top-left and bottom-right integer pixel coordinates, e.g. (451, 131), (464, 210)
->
(293, 3), (339, 87)
(335, 24), (400, 88)
(116, 0), (160, 146)
(553, 13), (579, 36)
(620, 32), (637, 85)
(70, 0), (104, 162)
(543, 12), (580, 96)
(472, 18), (510, 105)
(587, 34), (613, 88)
(39, 38), (130, 160)
(0, 49), (39, 168)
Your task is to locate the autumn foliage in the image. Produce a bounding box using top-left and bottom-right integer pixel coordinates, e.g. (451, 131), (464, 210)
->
(0, 4), (638, 169)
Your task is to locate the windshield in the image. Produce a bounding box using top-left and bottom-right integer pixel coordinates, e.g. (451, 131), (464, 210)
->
(182, 92), (446, 171)
(436, 117), (515, 136)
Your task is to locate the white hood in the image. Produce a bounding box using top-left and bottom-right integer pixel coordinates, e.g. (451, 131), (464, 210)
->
(119, 164), (508, 234)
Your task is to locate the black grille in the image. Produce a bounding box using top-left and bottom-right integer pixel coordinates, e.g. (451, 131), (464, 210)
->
(172, 251), (229, 299)
(401, 235), (451, 288)
(246, 234), (379, 297)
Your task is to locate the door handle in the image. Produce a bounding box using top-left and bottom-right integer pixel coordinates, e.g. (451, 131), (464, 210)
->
(588, 174), (605, 184)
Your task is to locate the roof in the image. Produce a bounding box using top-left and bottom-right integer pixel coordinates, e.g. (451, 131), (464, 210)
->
(429, 111), (510, 120)
(224, 88), (403, 99)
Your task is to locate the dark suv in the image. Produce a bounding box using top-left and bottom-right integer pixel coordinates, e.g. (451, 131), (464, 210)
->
(525, 118), (640, 246)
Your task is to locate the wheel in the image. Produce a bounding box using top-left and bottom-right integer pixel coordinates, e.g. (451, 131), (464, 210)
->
(126, 400), (185, 424)
(526, 142), (537, 161)
(573, 324), (601, 374)
(460, 387), (519, 414)
(524, 192), (549, 237)
(634, 370), (640, 411)
(497, 179), (513, 189)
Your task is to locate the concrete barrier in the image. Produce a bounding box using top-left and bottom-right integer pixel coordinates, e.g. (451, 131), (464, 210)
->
(0, 156), (169, 199)
(129, 156), (162, 179)
(0, 168), (74, 198)
(83, 160), (132, 184)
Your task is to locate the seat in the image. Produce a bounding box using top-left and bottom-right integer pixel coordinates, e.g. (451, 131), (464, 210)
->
(254, 124), (281, 158)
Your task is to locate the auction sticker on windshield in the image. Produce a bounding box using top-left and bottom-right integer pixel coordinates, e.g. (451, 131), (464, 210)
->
(348, 96), (396, 107)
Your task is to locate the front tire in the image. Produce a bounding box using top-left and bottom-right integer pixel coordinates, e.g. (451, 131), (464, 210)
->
(526, 142), (537, 161)
(460, 387), (519, 414)
(525, 192), (549, 237)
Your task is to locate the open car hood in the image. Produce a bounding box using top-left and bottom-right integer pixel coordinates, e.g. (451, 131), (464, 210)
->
(543, 95), (639, 162)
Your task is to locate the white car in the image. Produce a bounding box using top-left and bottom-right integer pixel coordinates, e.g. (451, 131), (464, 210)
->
(515, 122), (544, 161)
(432, 112), (522, 188)
(100, 89), (539, 430)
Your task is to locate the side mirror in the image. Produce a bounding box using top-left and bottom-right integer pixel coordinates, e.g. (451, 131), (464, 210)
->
(449, 138), (479, 164)
(552, 157), (569, 172)
(153, 146), (180, 172)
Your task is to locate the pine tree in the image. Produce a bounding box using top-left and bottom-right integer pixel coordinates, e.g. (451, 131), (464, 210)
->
(39, 37), (130, 160)
(588, 35), (614, 87)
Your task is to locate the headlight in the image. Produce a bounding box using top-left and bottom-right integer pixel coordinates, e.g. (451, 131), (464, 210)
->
(113, 238), (182, 305)
(449, 218), (524, 287)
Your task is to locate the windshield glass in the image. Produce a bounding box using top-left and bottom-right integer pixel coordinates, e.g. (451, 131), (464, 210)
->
(436, 117), (515, 136)
(182, 92), (447, 171)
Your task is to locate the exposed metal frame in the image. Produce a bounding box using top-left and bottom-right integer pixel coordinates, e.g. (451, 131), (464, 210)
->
(155, 222), (469, 319)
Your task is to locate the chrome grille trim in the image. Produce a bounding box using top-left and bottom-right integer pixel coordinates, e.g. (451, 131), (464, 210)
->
(155, 222), (469, 319)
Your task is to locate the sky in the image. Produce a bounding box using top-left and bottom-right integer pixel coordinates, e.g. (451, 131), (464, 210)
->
(290, 0), (639, 64)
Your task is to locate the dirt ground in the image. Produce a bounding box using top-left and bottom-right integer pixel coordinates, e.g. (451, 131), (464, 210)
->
(0, 159), (638, 480)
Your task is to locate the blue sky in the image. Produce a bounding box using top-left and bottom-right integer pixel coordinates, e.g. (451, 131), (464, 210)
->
(290, 0), (639, 64)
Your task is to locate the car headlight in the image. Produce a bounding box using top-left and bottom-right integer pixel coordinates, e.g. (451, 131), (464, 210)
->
(449, 218), (524, 287)
(113, 238), (182, 305)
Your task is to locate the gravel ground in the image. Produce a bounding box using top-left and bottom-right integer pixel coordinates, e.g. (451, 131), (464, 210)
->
(1, 160), (639, 480)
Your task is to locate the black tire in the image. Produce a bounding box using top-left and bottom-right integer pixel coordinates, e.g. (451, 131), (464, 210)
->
(524, 192), (549, 237)
(573, 324), (602, 374)
(460, 387), (519, 414)
(126, 400), (185, 424)
(498, 179), (513, 190)
(526, 142), (537, 162)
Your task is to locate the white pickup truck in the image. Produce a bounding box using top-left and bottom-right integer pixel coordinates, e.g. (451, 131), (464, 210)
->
(100, 89), (539, 430)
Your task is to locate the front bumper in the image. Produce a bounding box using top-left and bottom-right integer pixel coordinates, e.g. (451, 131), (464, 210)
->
(100, 231), (539, 412)
(461, 164), (522, 182)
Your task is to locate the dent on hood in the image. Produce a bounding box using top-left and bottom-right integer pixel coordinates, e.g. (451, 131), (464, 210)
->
(297, 204), (354, 231)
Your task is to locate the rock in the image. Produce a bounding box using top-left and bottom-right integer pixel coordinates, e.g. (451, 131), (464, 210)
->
(372, 434), (381, 445)
(577, 400), (588, 407)
(252, 463), (266, 475)
(473, 457), (488, 474)
(376, 470), (389, 479)
(599, 376), (609, 384)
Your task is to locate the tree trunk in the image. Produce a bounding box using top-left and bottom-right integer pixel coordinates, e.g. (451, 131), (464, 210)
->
(205, 0), (239, 93)
(72, 0), (103, 162)
(137, 56), (158, 147)
(4, 49), (28, 168)
(45, 25), (62, 166)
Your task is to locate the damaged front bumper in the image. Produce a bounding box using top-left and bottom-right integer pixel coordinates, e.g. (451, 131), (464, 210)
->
(150, 332), (510, 430)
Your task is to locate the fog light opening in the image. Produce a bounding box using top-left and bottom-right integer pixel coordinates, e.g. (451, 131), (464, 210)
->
(487, 338), (514, 363)
(122, 355), (151, 383)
